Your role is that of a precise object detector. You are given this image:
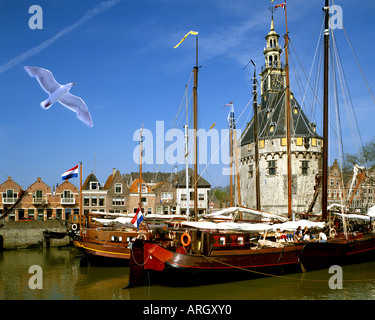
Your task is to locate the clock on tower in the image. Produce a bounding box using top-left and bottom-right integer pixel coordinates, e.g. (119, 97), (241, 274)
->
(270, 74), (284, 90)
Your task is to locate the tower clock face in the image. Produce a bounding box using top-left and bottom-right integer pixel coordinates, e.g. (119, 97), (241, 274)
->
(271, 74), (284, 89)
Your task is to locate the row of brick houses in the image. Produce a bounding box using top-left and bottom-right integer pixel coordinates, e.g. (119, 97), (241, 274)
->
(0, 168), (219, 221)
(327, 159), (375, 213)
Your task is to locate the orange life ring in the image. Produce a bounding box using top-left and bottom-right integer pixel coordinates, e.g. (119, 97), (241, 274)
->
(181, 233), (191, 247)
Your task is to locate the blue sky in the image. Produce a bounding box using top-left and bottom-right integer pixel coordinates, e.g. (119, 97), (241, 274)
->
(0, 0), (374, 190)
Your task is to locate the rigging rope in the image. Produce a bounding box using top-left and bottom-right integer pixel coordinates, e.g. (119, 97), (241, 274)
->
(203, 255), (375, 283)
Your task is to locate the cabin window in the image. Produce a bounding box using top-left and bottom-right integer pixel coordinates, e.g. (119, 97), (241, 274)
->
(268, 160), (276, 175)
(301, 161), (309, 175)
(219, 237), (226, 246)
(238, 236), (244, 245)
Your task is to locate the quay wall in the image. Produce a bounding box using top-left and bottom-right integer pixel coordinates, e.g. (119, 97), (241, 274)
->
(0, 220), (71, 250)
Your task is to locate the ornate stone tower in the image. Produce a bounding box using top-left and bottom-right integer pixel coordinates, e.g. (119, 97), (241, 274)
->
(237, 17), (323, 217)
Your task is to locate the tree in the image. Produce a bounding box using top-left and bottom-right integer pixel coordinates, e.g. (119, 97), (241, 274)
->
(344, 137), (375, 169)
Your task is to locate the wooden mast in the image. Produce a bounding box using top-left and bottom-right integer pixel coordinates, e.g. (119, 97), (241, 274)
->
(193, 35), (199, 221)
(283, 1), (293, 220)
(229, 125), (233, 207)
(139, 125), (143, 213)
(251, 61), (261, 210)
(79, 161), (83, 235)
(322, 0), (330, 222)
(233, 129), (242, 206)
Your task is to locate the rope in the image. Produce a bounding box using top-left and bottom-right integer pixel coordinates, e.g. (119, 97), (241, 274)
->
(203, 254), (375, 283)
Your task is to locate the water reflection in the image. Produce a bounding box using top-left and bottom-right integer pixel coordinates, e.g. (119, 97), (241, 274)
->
(1, 247), (375, 300)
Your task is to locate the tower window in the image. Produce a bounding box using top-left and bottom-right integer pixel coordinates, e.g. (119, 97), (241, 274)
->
(248, 164), (254, 178)
(301, 161), (309, 175)
(268, 160), (276, 176)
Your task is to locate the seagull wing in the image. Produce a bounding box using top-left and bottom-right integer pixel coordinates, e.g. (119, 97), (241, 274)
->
(59, 92), (93, 127)
(24, 66), (61, 94)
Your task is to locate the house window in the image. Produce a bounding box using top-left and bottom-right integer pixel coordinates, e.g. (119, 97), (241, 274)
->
(141, 197), (147, 205)
(99, 195), (105, 206)
(268, 160), (276, 175)
(301, 161), (309, 175)
(199, 193), (205, 201)
(112, 197), (125, 206)
(156, 206), (162, 214)
(83, 196), (90, 206)
(28, 209), (34, 218)
(91, 196), (97, 206)
(161, 192), (173, 200)
(115, 183), (122, 193)
(147, 208), (152, 215)
(330, 178), (334, 185)
(141, 183), (147, 193)
(90, 182), (99, 190)
(181, 193), (187, 201)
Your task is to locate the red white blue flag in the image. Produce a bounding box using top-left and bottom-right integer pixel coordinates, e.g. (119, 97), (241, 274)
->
(61, 164), (79, 180)
(131, 207), (144, 229)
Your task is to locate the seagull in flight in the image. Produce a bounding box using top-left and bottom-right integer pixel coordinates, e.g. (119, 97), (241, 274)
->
(24, 66), (93, 127)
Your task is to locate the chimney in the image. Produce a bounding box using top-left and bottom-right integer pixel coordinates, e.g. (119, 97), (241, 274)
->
(113, 168), (116, 176)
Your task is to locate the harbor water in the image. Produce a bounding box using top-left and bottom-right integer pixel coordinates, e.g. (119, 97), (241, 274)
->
(1, 247), (375, 300)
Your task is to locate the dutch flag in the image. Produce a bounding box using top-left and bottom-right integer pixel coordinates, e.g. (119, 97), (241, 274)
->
(61, 165), (79, 180)
(131, 207), (144, 230)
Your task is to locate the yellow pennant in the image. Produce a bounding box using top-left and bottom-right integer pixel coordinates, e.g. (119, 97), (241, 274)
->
(173, 30), (198, 49)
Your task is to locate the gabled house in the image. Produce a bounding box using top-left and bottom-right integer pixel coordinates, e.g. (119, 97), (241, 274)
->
(152, 179), (177, 215)
(128, 177), (155, 214)
(82, 171), (107, 214)
(175, 168), (211, 215)
(0, 177), (24, 220)
(22, 177), (53, 220)
(104, 169), (129, 214)
(54, 180), (79, 220)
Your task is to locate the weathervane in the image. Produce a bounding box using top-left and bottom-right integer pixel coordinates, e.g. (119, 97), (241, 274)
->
(268, 5), (276, 17)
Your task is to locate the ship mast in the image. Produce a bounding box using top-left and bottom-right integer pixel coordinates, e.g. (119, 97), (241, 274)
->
(193, 35), (199, 221)
(282, 1), (293, 220)
(251, 62), (261, 210)
(322, 0), (330, 221)
(139, 125), (143, 213)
